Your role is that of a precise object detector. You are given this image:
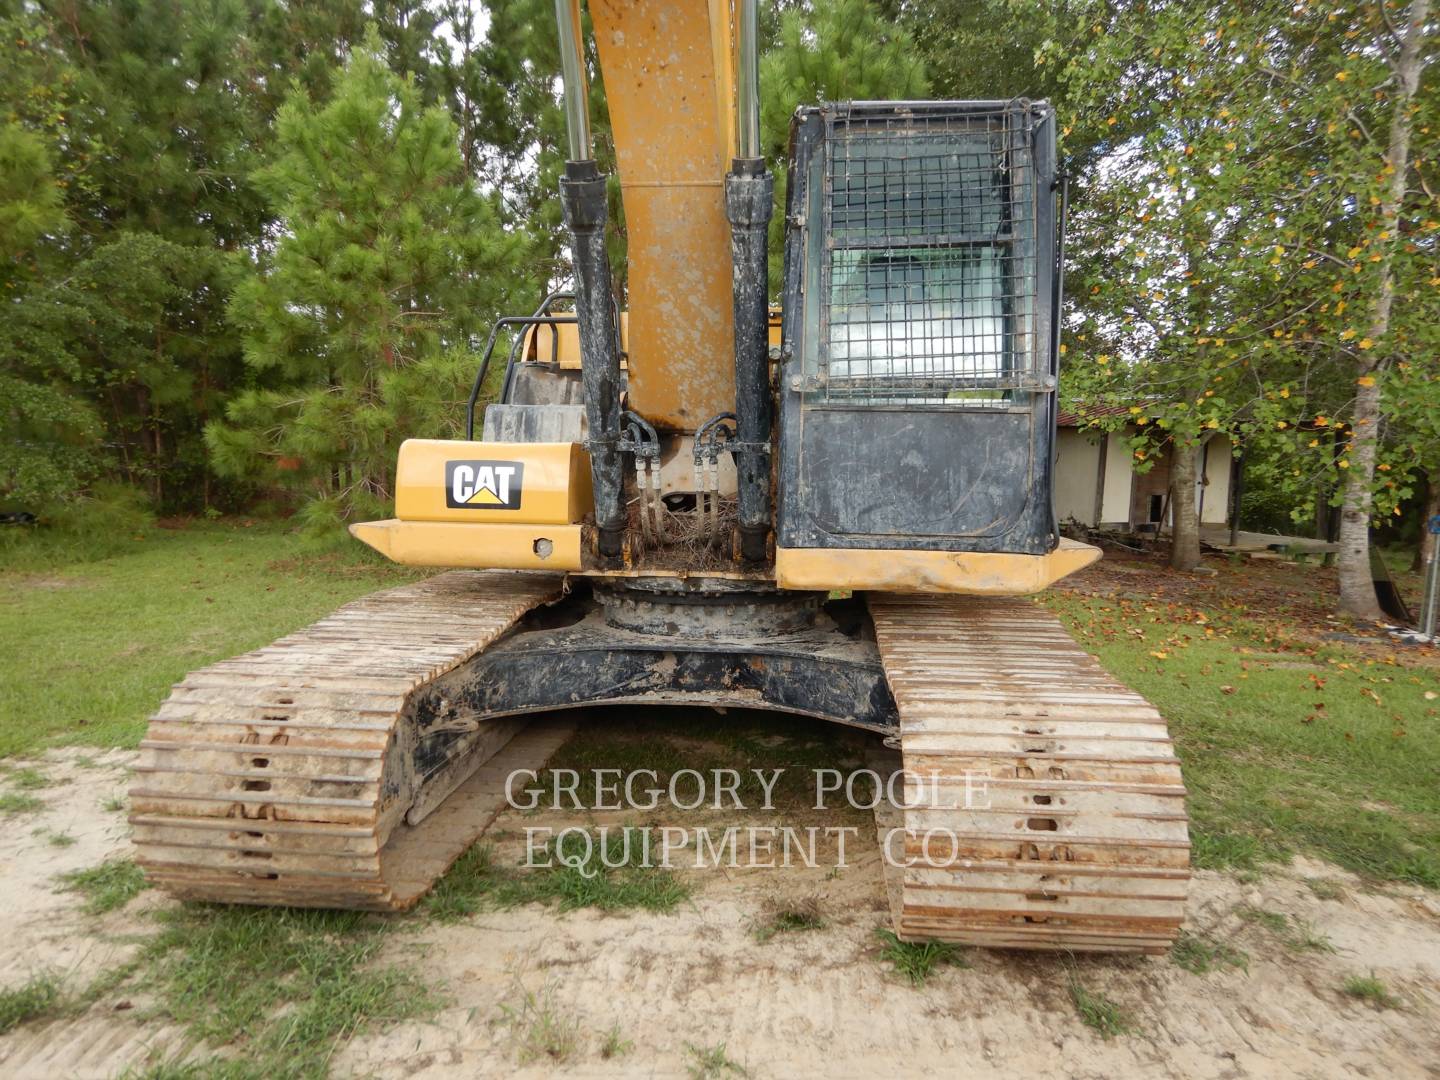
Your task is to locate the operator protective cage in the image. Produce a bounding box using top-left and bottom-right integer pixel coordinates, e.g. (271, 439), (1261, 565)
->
(777, 100), (1061, 556)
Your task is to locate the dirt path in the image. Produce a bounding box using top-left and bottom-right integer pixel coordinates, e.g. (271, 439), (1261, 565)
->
(0, 751), (196, 1077)
(0, 748), (1436, 1079)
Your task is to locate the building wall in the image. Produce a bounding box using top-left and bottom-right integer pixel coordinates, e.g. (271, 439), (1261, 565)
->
(1200, 434), (1234, 525)
(1099, 431), (1133, 526)
(1054, 428), (1101, 526)
(1054, 427), (1231, 531)
(1055, 428), (1136, 528)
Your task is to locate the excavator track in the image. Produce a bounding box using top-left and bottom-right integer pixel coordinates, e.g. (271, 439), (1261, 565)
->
(869, 594), (1189, 953)
(130, 571), (569, 910)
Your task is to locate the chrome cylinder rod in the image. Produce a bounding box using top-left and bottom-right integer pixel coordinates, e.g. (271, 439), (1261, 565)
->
(554, 0), (592, 161)
(735, 0), (761, 159)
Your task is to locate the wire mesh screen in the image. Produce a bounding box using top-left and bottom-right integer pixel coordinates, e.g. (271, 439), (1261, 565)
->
(818, 105), (1043, 405)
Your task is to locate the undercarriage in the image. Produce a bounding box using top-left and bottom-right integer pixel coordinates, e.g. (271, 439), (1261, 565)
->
(132, 570), (1188, 952)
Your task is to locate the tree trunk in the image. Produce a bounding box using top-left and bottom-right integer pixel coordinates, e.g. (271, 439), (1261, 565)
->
(1336, 0), (1429, 621)
(1169, 440), (1202, 572)
(1415, 473), (1439, 573)
(1337, 386), (1383, 620)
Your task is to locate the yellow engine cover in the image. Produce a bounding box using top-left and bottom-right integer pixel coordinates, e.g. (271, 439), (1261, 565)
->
(350, 439), (592, 572)
(394, 439), (592, 525)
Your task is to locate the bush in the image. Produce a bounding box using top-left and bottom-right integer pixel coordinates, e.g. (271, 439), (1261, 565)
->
(0, 482), (155, 567)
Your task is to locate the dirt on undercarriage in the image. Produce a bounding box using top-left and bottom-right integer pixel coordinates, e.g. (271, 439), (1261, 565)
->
(0, 744), (1437, 1080)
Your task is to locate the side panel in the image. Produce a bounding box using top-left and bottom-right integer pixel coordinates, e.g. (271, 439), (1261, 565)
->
(394, 439), (592, 525)
(793, 408), (1037, 542)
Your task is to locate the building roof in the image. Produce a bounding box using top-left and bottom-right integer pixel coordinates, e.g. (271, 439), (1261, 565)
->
(1056, 403), (1137, 428)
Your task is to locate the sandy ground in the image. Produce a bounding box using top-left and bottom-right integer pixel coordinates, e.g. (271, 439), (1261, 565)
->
(1, 749), (1438, 1080)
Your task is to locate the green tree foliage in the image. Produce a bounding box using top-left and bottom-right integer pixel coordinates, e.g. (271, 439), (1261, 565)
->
(437, 0), (619, 290)
(1, 0), (378, 517)
(207, 37), (527, 535)
(761, 0), (930, 155)
(40, 0), (274, 510)
(1, 7), (96, 510)
(2, 0), (275, 512)
(898, 0), (1061, 102)
(759, 0), (930, 290)
(983, 0), (1437, 602)
(0, 116), (99, 508)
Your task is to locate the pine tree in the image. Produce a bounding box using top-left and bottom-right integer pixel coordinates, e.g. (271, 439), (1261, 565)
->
(0, 117), (100, 510)
(759, 0), (931, 290)
(0, 8), (97, 511)
(5, 0), (281, 511)
(437, 0), (617, 292)
(208, 34), (528, 535)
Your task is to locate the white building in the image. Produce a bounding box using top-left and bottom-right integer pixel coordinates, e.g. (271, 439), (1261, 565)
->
(1054, 406), (1235, 532)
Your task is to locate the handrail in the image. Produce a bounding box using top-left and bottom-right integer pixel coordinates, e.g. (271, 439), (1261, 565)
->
(464, 289), (623, 441)
(498, 291), (577, 404)
(464, 313), (578, 440)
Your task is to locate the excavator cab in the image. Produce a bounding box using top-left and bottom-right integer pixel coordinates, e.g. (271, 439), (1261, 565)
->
(134, 0), (1190, 954)
(776, 101), (1067, 586)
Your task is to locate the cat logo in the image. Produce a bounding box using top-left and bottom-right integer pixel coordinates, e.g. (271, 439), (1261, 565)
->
(445, 460), (524, 510)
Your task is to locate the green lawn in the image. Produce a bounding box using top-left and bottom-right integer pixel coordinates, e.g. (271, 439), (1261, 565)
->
(0, 522), (421, 757)
(1043, 588), (1440, 887)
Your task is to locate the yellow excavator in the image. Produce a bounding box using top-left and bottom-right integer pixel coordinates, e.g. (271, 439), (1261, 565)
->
(132, 0), (1189, 952)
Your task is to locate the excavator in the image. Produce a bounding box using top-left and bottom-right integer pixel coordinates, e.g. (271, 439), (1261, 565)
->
(132, 0), (1190, 952)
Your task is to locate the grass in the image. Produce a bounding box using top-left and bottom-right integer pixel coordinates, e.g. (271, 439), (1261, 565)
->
(1171, 930), (1249, 975)
(102, 792), (127, 812)
(1236, 904), (1335, 952)
(58, 857), (149, 914)
(753, 894), (825, 943)
(0, 972), (62, 1034)
(1305, 878), (1348, 901)
(1236, 904), (1289, 934)
(423, 843), (500, 921)
(498, 984), (581, 1065)
(1069, 979), (1135, 1038)
(424, 831), (691, 921)
(0, 520), (421, 757)
(46, 830), (76, 848)
(1286, 919), (1335, 953)
(1341, 972), (1402, 1009)
(685, 1041), (749, 1078)
(600, 1023), (633, 1059)
(6, 767), (50, 789)
(873, 928), (968, 986)
(1045, 589), (1440, 888)
(129, 905), (439, 1080)
(0, 791), (45, 815)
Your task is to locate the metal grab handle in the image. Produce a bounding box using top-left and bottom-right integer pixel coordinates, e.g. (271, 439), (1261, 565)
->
(464, 313), (578, 440)
(497, 290), (577, 403)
